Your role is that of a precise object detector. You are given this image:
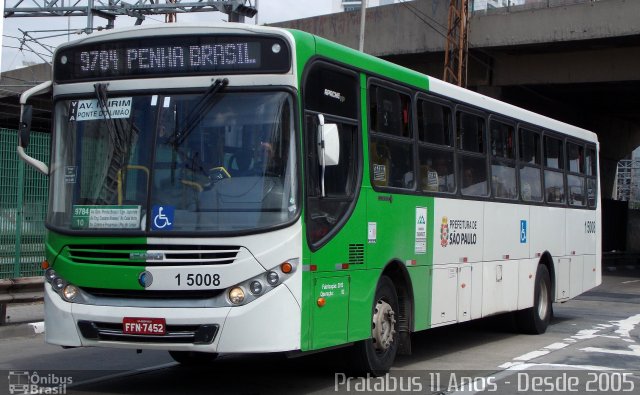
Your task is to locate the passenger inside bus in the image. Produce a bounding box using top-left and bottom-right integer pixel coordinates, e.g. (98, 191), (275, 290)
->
(461, 167), (487, 196)
(419, 159), (439, 192)
(229, 149), (254, 176)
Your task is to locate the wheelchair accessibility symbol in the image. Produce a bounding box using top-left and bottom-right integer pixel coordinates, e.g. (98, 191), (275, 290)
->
(152, 205), (174, 230)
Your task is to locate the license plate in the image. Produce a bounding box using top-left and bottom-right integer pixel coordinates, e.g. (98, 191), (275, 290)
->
(122, 317), (166, 335)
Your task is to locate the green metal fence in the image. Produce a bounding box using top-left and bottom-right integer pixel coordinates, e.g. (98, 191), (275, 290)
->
(0, 128), (50, 279)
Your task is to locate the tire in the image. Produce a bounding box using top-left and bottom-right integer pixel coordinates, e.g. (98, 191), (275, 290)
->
(517, 264), (552, 334)
(352, 276), (399, 376)
(168, 351), (218, 365)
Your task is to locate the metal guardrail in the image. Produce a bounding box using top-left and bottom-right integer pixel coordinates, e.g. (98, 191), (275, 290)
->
(0, 277), (43, 325)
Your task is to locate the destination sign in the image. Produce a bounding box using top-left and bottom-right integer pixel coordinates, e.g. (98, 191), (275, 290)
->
(54, 35), (290, 82)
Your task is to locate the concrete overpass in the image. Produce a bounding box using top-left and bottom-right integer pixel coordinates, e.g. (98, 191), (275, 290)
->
(276, 0), (640, 205)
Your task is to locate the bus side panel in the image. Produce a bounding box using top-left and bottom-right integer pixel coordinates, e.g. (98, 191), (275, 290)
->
(432, 199), (484, 323)
(432, 200), (484, 264)
(482, 202), (528, 316)
(365, 189), (435, 331)
(571, 206), (599, 293)
(583, 255), (598, 293)
(408, 265), (432, 331)
(483, 202), (529, 261)
(530, 205), (566, 258)
(518, 258), (539, 310)
(310, 274), (350, 350)
(301, 194), (368, 351)
(566, 208), (590, 298)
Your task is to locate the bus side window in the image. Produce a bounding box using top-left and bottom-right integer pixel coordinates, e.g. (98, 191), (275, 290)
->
(519, 127), (543, 202)
(566, 141), (586, 207)
(368, 84), (413, 189)
(543, 134), (565, 204)
(371, 141), (391, 187)
(303, 61), (359, 247)
(417, 97), (455, 193)
(460, 157), (488, 196)
(586, 145), (598, 207)
(419, 148), (455, 193)
(457, 110), (488, 197)
(490, 119), (517, 199)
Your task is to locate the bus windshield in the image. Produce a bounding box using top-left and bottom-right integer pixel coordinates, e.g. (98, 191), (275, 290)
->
(48, 90), (298, 233)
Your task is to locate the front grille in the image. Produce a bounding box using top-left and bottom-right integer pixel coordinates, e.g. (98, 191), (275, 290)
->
(80, 287), (224, 300)
(78, 320), (218, 344)
(64, 244), (240, 266)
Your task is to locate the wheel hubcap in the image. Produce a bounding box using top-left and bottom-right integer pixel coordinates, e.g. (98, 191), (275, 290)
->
(372, 299), (396, 352)
(537, 279), (549, 320)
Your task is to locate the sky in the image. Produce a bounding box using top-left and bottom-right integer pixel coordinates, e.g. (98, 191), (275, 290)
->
(1, 1), (335, 72)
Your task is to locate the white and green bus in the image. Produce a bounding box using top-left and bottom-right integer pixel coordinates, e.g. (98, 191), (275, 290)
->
(18, 23), (600, 374)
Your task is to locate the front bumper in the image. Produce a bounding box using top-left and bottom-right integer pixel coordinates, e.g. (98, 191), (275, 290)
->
(44, 282), (301, 353)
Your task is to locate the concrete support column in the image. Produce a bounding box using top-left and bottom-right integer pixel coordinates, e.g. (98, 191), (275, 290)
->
(599, 157), (619, 200)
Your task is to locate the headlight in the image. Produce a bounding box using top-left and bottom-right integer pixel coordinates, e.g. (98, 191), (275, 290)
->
(249, 281), (263, 295)
(223, 258), (298, 307)
(62, 285), (79, 301)
(53, 277), (65, 291)
(45, 269), (57, 283)
(228, 287), (246, 305)
(266, 271), (279, 286)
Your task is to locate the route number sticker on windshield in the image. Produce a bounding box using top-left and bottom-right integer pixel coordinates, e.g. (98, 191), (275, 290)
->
(69, 97), (133, 122)
(72, 205), (141, 229)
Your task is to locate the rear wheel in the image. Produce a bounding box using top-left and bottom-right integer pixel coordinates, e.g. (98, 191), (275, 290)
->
(352, 276), (399, 376)
(169, 351), (218, 365)
(517, 264), (552, 334)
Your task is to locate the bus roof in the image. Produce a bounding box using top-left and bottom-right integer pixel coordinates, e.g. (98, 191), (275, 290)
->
(52, 23), (596, 144)
(286, 27), (597, 144)
(54, 22), (295, 51)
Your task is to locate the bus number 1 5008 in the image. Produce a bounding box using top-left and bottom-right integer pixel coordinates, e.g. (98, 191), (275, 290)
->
(585, 221), (596, 234)
(174, 273), (221, 287)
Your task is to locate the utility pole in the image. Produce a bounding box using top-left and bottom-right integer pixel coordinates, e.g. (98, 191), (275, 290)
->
(166, 0), (178, 23)
(443, 0), (470, 87)
(359, 0), (368, 52)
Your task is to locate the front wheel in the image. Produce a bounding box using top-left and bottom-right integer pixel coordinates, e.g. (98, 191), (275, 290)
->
(352, 275), (399, 376)
(517, 264), (552, 334)
(169, 351), (218, 366)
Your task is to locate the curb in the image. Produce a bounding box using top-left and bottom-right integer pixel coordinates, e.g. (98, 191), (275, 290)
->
(0, 321), (45, 339)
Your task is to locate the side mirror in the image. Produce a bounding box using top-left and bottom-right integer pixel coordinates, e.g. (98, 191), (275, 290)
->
(318, 123), (340, 166)
(19, 104), (33, 149)
(316, 114), (340, 198)
(17, 80), (51, 175)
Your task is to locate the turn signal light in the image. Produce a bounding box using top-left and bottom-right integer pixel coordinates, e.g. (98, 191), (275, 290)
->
(280, 262), (293, 274)
(41, 260), (50, 270)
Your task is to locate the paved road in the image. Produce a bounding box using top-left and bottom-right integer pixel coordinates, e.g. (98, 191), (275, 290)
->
(1, 267), (638, 394)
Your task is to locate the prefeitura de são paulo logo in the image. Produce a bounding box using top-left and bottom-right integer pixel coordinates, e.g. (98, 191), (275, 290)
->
(440, 216), (449, 247)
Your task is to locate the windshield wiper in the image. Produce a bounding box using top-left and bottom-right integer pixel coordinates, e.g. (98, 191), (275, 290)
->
(93, 82), (140, 205)
(172, 78), (229, 147)
(94, 83), (121, 145)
